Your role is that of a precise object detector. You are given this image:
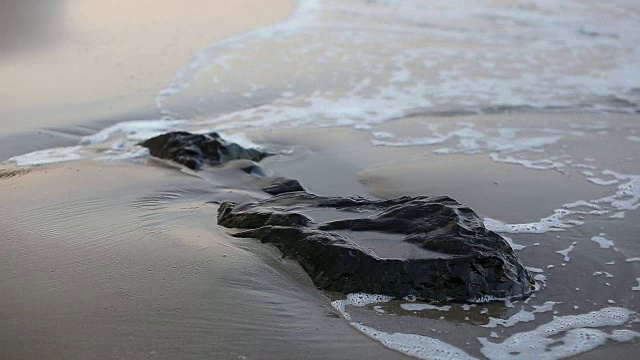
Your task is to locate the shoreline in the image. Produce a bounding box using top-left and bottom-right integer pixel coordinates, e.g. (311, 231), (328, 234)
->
(1, 110), (640, 358)
(0, 161), (409, 359)
(1, 0), (639, 357)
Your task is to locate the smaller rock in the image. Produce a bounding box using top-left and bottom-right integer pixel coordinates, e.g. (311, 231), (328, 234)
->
(258, 177), (305, 195)
(140, 131), (269, 170)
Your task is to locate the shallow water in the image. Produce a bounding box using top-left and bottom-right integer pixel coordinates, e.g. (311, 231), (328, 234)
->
(3, 0), (640, 359)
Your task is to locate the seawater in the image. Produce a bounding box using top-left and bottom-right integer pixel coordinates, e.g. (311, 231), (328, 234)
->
(10, 0), (640, 166)
(5, 0), (640, 358)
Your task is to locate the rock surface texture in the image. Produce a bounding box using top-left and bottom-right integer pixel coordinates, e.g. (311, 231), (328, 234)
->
(257, 177), (306, 195)
(218, 192), (535, 302)
(140, 131), (269, 170)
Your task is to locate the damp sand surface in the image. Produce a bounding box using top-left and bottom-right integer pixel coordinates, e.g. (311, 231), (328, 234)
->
(2, 105), (640, 359)
(0, 162), (408, 359)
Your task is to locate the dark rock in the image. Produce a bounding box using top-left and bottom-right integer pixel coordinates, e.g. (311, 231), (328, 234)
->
(257, 177), (306, 195)
(217, 192), (535, 302)
(140, 131), (269, 170)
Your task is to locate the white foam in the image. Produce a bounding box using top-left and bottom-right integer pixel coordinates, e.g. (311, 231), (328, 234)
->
(593, 170), (640, 211)
(373, 124), (568, 172)
(401, 303), (452, 312)
(489, 153), (566, 171)
(534, 274), (547, 285)
(484, 170), (640, 238)
(331, 294), (476, 359)
(330, 293), (392, 321)
(80, 119), (188, 145)
(478, 307), (639, 360)
(632, 279), (640, 291)
(3, 0), (639, 168)
(587, 177), (619, 186)
(574, 164), (597, 170)
(610, 329), (640, 342)
(484, 210), (586, 234)
(563, 200), (601, 210)
(155, 0), (322, 110)
(590, 234), (615, 249)
(532, 301), (558, 314)
(556, 242), (577, 262)
(610, 211), (626, 218)
(592, 272), (614, 278)
(352, 323), (477, 360)
(626, 258), (640, 263)
(483, 308), (536, 328)
(9, 146), (85, 166)
(7, 119), (264, 167)
(484, 168), (640, 235)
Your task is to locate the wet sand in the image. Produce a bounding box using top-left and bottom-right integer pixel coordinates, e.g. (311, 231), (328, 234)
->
(1, 111), (639, 358)
(0, 162), (408, 359)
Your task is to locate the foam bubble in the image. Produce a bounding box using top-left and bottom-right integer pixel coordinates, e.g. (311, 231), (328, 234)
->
(593, 170), (640, 211)
(330, 293), (393, 321)
(534, 274), (547, 285)
(372, 124), (568, 171)
(587, 177), (620, 186)
(592, 272), (614, 278)
(590, 234), (615, 249)
(80, 119), (188, 145)
(9, 146), (85, 166)
(532, 301), (557, 314)
(484, 211), (585, 234)
(610, 211), (626, 219)
(556, 242), (577, 262)
(400, 303), (452, 312)
(483, 308), (536, 328)
(489, 153), (565, 171)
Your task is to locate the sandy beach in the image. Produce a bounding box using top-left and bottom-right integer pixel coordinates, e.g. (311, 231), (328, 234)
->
(0, 162), (409, 359)
(2, 0), (639, 359)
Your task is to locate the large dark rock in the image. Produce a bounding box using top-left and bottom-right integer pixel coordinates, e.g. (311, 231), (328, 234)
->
(218, 192), (535, 302)
(140, 131), (269, 170)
